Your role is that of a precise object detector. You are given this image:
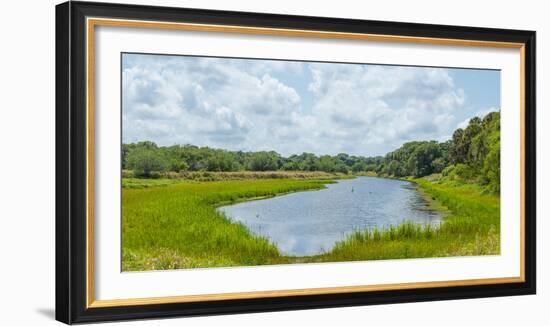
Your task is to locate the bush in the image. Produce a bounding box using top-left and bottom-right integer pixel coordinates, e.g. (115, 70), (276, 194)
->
(127, 147), (168, 178)
(149, 171), (163, 179)
(441, 165), (454, 177)
(165, 171), (180, 179)
(482, 142), (500, 193)
(442, 163), (476, 181)
(122, 169), (134, 178)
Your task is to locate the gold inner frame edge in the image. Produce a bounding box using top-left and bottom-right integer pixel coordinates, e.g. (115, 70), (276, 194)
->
(85, 17), (527, 308)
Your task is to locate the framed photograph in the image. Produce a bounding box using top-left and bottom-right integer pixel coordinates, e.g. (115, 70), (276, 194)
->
(56, 1), (536, 324)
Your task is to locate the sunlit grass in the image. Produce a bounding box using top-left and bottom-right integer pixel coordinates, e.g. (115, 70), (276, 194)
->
(315, 178), (499, 262)
(123, 170), (352, 183)
(122, 176), (499, 271)
(122, 178), (331, 271)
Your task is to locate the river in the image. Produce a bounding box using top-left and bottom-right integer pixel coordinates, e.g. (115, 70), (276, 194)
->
(217, 176), (442, 256)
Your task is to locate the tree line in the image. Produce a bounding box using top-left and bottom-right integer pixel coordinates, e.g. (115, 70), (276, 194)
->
(122, 142), (378, 175)
(376, 111), (500, 192)
(123, 111), (500, 192)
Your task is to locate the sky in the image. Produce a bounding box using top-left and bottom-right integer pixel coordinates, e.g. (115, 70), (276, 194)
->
(122, 53), (500, 157)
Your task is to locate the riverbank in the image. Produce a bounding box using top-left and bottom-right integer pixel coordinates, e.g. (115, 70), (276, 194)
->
(310, 176), (499, 262)
(122, 170), (351, 185)
(122, 178), (333, 271)
(122, 175), (499, 271)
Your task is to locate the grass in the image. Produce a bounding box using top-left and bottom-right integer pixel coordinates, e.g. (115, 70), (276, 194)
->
(313, 177), (499, 262)
(122, 175), (500, 271)
(122, 178), (333, 271)
(122, 178), (184, 189)
(123, 170), (351, 182)
(121, 171), (350, 189)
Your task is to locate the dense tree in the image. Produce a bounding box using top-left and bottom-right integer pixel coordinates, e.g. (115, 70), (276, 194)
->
(405, 142), (442, 177)
(126, 147), (168, 177)
(206, 151), (240, 172)
(362, 111), (500, 191)
(281, 155), (302, 171)
(450, 128), (467, 164)
(121, 111), (500, 193)
(246, 151), (279, 171)
(351, 161), (367, 173)
(475, 112), (500, 192)
(443, 111), (500, 192)
(431, 157), (447, 174)
(385, 160), (402, 176)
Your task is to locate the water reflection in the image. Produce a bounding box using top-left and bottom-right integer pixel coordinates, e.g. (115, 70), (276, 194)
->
(218, 177), (441, 256)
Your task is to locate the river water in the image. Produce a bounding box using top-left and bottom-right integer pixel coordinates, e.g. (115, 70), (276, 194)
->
(217, 177), (442, 256)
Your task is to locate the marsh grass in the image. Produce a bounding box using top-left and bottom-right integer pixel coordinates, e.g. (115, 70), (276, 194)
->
(314, 178), (500, 262)
(122, 176), (499, 271)
(122, 178), (331, 271)
(123, 170), (350, 183)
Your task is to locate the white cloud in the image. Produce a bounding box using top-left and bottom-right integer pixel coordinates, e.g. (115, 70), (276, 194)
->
(123, 55), (302, 152)
(300, 64), (467, 155)
(123, 55), (487, 156)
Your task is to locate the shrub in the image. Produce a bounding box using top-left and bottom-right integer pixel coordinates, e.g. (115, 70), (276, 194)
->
(127, 148), (168, 178)
(122, 169), (134, 178)
(454, 164), (476, 180)
(149, 171), (163, 179)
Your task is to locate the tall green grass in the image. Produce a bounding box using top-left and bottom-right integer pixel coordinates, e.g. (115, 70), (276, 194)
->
(122, 179), (331, 271)
(122, 176), (500, 271)
(123, 170), (350, 182)
(314, 178), (500, 262)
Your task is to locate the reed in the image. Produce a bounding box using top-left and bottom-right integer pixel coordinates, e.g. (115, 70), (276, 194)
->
(122, 176), (500, 271)
(122, 178), (330, 271)
(316, 178), (499, 262)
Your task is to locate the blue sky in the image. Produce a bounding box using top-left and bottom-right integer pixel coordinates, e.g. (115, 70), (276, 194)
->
(122, 53), (500, 156)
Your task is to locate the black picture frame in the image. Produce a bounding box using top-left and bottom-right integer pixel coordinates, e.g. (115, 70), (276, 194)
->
(56, 1), (536, 324)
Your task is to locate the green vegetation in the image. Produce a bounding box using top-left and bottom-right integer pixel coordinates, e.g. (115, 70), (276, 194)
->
(316, 177), (499, 262)
(122, 178), (333, 270)
(122, 175), (499, 271)
(122, 170), (349, 184)
(374, 111), (500, 193)
(122, 111), (500, 194)
(122, 141), (371, 176)
(121, 111), (500, 270)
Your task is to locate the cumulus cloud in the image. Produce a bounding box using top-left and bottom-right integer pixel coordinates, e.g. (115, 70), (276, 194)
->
(123, 55), (301, 152)
(122, 54), (495, 156)
(299, 63), (466, 154)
